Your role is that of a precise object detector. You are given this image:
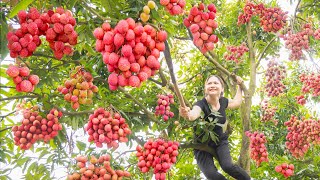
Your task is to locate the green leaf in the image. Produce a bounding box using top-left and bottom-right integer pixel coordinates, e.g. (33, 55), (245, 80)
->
(16, 157), (29, 167)
(76, 141), (86, 151)
(8, 0), (34, 18)
(201, 132), (209, 142)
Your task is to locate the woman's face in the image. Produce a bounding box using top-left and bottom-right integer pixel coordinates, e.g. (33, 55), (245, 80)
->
(205, 76), (224, 96)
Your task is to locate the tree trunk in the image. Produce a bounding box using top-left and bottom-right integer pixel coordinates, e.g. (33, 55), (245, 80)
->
(238, 97), (252, 173)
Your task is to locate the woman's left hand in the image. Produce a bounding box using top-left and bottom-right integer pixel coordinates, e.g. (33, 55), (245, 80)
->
(236, 76), (243, 85)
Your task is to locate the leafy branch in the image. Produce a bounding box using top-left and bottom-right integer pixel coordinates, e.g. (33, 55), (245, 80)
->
(256, 36), (277, 68)
(0, 95), (39, 102)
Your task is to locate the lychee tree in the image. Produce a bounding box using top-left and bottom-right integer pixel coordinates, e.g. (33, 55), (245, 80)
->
(1, 0), (320, 179)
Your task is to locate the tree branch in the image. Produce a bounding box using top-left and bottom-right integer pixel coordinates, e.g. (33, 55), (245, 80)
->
(0, 86), (15, 89)
(158, 68), (168, 86)
(292, 0), (302, 26)
(0, 111), (16, 121)
(186, 28), (249, 95)
(173, 36), (191, 40)
(164, 40), (186, 107)
(256, 36), (277, 68)
(117, 87), (158, 123)
(81, 2), (111, 21)
(0, 127), (12, 132)
(53, 106), (94, 116)
(0, 95), (38, 102)
(180, 142), (217, 158)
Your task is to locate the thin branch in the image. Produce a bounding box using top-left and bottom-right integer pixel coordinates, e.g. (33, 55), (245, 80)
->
(292, 0), (302, 26)
(306, 51), (320, 71)
(0, 127), (12, 132)
(114, 150), (136, 160)
(148, 78), (163, 86)
(117, 87), (158, 122)
(256, 36), (277, 68)
(81, 2), (111, 21)
(180, 142), (217, 158)
(0, 111), (16, 120)
(158, 68), (168, 86)
(0, 86), (15, 89)
(173, 36), (191, 41)
(33, 53), (56, 59)
(53, 105), (93, 116)
(0, 95), (38, 102)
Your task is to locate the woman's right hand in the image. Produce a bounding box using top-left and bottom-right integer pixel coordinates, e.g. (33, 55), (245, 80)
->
(179, 106), (190, 119)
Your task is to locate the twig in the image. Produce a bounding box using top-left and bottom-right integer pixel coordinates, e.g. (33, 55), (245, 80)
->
(173, 36), (191, 40)
(292, 0), (302, 27)
(179, 142), (217, 158)
(114, 150), (136, 160)
(0, 127), (12, 132)
(0, 86), (15, 89)
(0, 111), (16, 121)
(158, 68), (168, 86)
(81, 2), (111, 21)
(0, 95), (38, 102)
(256, 36), (277, 68)
(117, 87), (158, 122)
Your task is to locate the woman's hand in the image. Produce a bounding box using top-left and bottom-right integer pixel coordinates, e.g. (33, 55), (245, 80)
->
(236, 76), (243, 85)
(179, 106), (190, 119)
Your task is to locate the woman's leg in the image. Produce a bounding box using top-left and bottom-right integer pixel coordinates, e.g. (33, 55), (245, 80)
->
(215, 140), (251, 180)
(194, 150), (227, 180)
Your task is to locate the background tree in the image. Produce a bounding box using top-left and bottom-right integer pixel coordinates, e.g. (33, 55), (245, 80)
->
(1, 0), (320, 179)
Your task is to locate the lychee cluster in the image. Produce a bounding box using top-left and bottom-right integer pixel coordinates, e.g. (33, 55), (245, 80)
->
(160, 0), (186, 15)
(295, 95), (306, 105)
(42, 7), (78, 59)
(7, 7), (77, 59)
(275, 163), (294, 178)
(237, 1), (259, 25)
(282, 24), (313, 61)
(57, 66), (98, 110)
(12, 107), (63, 150)
(265, 60), (286, 97)
(85, 108), (131, 149)
(223, 43), (249, 63)
(314, 28), (320, 40)
(299, 73), (320, 97)
(245, 131), (269, 166)
(183, 3), (218, 53)
(237, 2), (287, 33)
(7, 8), (44, 58)
(68, 155), (130, 180)
(93, 18), (167, 90)
(260, 100), (278, 124)
(136, 139), (179, 180)
(259, 7), (288, 33)
(6, 64), (39, 92)
(284, 115), (320, 158)
(155, 94), (174, 121)
(140, 1), (156, 22)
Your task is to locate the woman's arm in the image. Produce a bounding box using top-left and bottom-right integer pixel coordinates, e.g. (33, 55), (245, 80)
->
(227, 76), (243, 109)
(179, 106), (202, 121)
(227, 85), (242, 109)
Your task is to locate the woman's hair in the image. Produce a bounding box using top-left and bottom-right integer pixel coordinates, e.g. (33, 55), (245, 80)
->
(204, 75), (224, 97)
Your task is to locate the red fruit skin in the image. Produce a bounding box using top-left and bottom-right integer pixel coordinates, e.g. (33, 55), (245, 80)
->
(6, 65), (20, 77)
(128, 75), (141, 87)
(19, 67), (30, 77)
(20, 80), (33, 92)
(29, 75), (40, 85)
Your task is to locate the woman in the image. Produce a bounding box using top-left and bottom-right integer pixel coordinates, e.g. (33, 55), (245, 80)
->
(179, 75), (250, 180)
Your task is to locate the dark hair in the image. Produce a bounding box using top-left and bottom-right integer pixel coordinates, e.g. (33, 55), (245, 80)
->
(204, 75), (224, 96)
